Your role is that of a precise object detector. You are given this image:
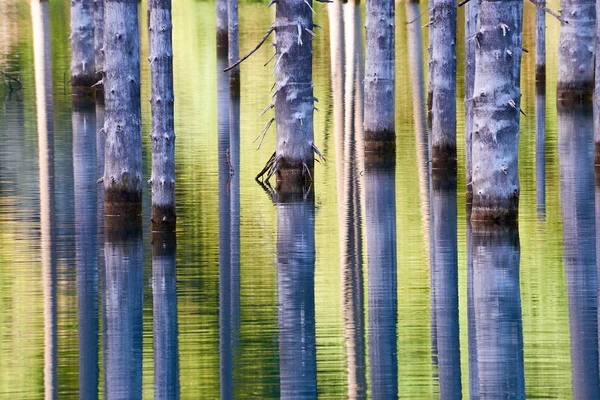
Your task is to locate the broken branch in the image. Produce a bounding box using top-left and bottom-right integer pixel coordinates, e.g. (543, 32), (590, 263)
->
(224, 26), (275, 72)
(528, 0), (565, 23)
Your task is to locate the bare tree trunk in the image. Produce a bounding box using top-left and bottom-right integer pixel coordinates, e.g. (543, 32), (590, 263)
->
(594, 1), (600, 165)
(103, 0), (142, 216)
(535, 86), (546, 216)
(430, 171), (461, 399)
(427, 0), (434, 130)
(365, 159), (397, 399)
(364, 0), (395, 153)
(430, 0), (456, 169)
(558, 104), (600, 398)
(93, 0), (104, 84)
(152, 232), (180, 399)
(228, 0), (240, 92)
(535, 0), (545, 83)
(149, 0), (176, 231)
(32, 2), (57, 396)
(71, 0), (95, 92)
(276, 192), (317, 399)
(465, 0), (477, 203)
(471, 0), (523, 222)
(472, 226), (524, 399)
(216, 0), (228, 56)
(103, 218), (143, 400)
(557, 0), (595, 102)
(73, 99), (99, 399)
(273, 0), (315, 184)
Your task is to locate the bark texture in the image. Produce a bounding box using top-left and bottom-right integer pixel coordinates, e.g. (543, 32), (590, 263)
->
(471, 0), (523, 222)
(595, 1), (600, 165)
(152, 232), (180, 399)
(216, 0), (228, 57)
(558, 105), (600, 398)
(71, 0), (95, 91)
(430, 171), (461, 399)
(430, 0), (457, 169)
(94, 0), (104, 83)
(73, 100), (99, 398)
(465, 0), (477, 203)
(276, 193), (317, 399)
(472, 226), (524, 399)
(103, 0), (142, 216)
(228, 0), (240, 91)
(557, 0), (595, 102)
(103, 217), (143, 400)
(274, 0), (315, 182)
(535, 0), (545, 82)
(365, 158), (397, 399)
(364, 0), (395, 153)
(149, 0), (176, 231)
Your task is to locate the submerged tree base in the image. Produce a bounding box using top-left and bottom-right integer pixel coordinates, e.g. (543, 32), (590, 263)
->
(364, 130), (396, 154)
(595, 143), (600, 166)
(105, 188), (141, 217)
(470, 198), (518, 226)
(431, 143), (457, 170)
(535, 65), (546, 85)
(151, 204), (176, 232)
(557, 83), (594, 105)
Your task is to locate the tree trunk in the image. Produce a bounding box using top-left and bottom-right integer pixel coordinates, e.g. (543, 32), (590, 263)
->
(465, 0), (477, 203)
(103, 0), (142, 216)
(228, 0), (240, 92)
(430, 0), (456, 169)
(73, 99), (99, 398)
(216, 0), (228, 56)
(276, 192), (317, 399)
(535, 86), (545, 215)
(70, 0), (95, 92)
(364, 0), (395, 153)
(93, 0), (104, 84)
(471, 0), (523, 222)
(149, 0), (176, 231)
(430, 171), (461, 399)
(535, 0), (545, 83)
(32, 2), (57, 396)
(472, 225), (524, 399)
(152, 232), (180, 399)
(558, 104), (600, 398)
(274, 0), (314, 183)
(427, 0), (434, 130)
(103, 218), (143, 400)
(365, 158), (398, 399)
(557, 0), (595, 103)
(594, 1), (600, 165)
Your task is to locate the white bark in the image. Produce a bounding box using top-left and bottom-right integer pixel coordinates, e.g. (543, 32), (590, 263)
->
(149, 0), (176, 231)
(535, 0), (545, 81)
(93, 0), (104, 82)
(103, 0), (142, 216)
(594, 0), (600, 164)
(430, 0), (457, 169)
(216, 0), (228, 55)
(557, 0), (595, 101)
(471, 0), (523, 221)
(364, 0), (395, 152)
(274, 0), (315, 181)
(465, 0), (477, 202)
(228, 0), (240, 88)
(71, 0), (95, 90)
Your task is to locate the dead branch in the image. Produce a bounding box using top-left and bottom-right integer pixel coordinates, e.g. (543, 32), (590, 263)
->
(528, 0), (565, 23)
(224, 26), (275, 72)
(1, 70), (23, 91)
(406, 8), (427, 24)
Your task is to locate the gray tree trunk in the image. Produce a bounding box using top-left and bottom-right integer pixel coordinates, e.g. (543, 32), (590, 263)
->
(365, 159), (398, 399)
(430, 0), (456, 169)
(557, 0), (595, 102)
(274, 0), (315, 184)
(152, 232), (180, 399)
(73, 100), (99, 398)
(535, 87), (545, 215)
(427, 0), (434, 130)
(103, 218), (143, 400)
(473, 226), (524, 399)
(103, 0), (142, 216)
(465, 0), (477, 203)
(558, 104), (600, 398)
(535, 0), (545, 82)
(70, 0), (95, 92)
(471, 0), (523, 222)
(149, 0), (176, 231)
(594, 1), (600, 165)
(430, 172), (461, 399)
(216, 0), (228, 56)
(276, 192), (317, 399)
(93, 0), (104, 83)
(364, 0), (395, 153)
(32, 2), (58, 396)
(228, 0), (240, 91)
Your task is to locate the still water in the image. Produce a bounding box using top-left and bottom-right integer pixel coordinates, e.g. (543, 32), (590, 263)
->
(0, 0), (586, 398)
